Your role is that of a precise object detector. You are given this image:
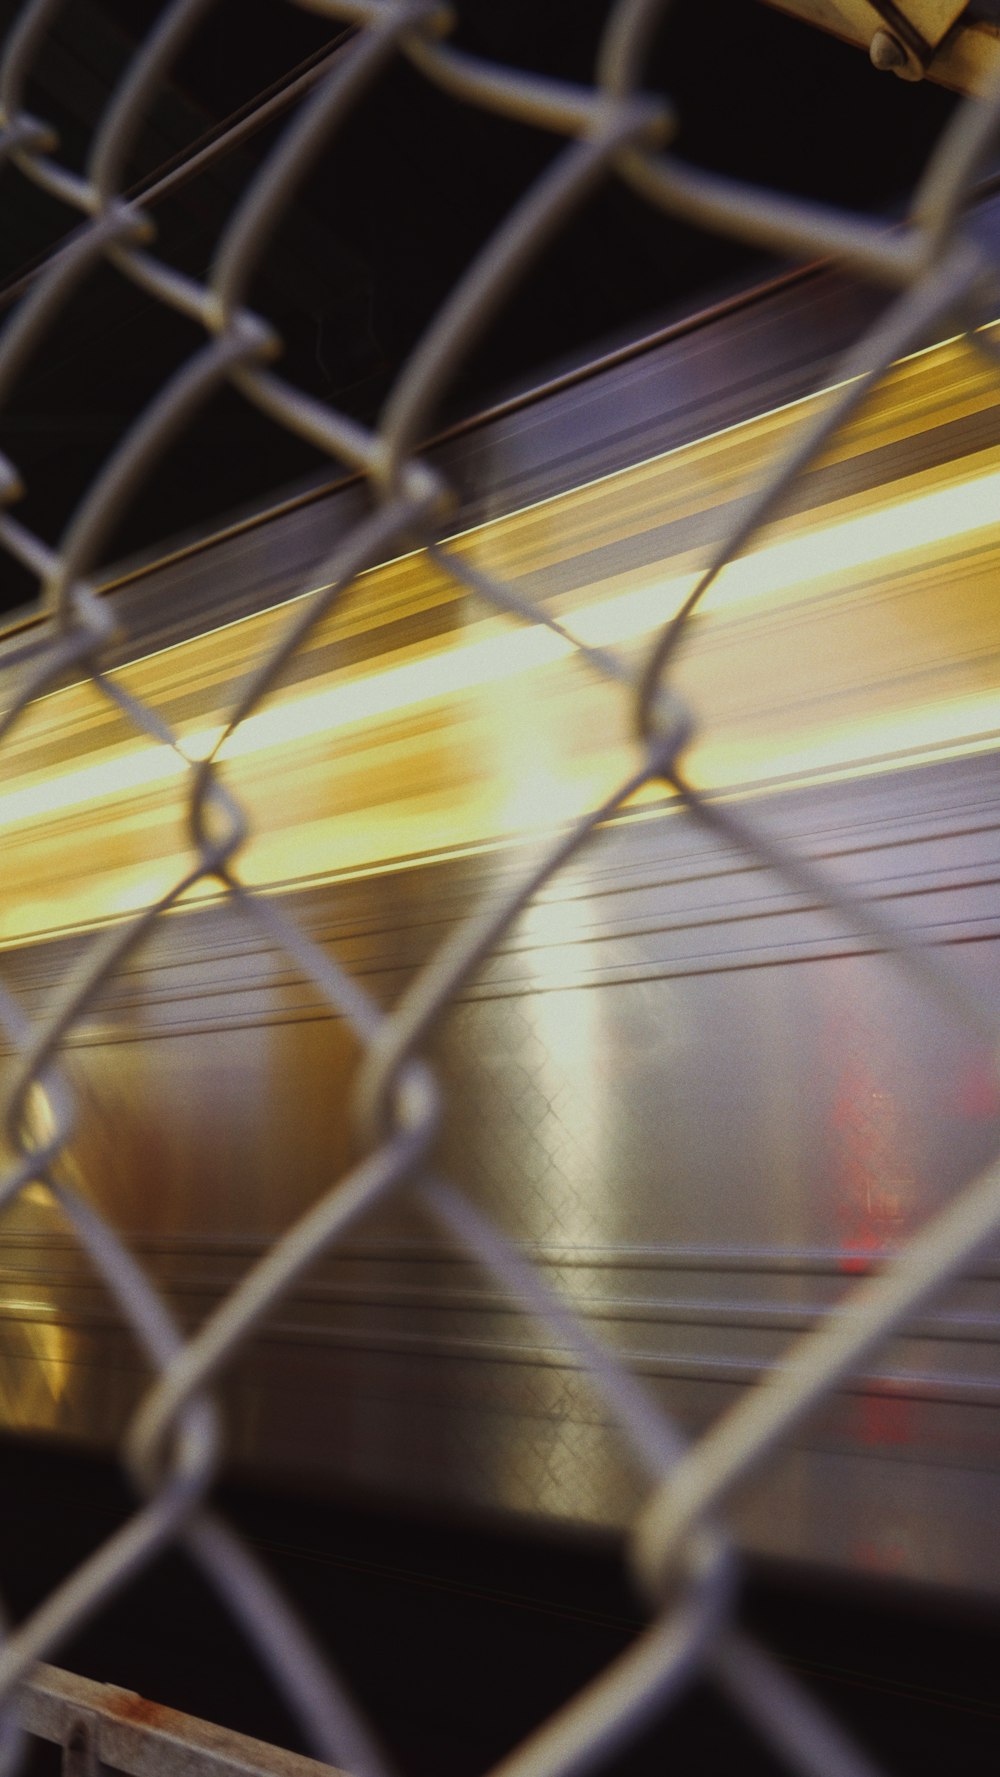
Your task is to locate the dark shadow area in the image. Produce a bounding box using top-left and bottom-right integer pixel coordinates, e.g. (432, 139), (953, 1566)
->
(1, 1438), (999, 1776)
(0, 0), (959, 609)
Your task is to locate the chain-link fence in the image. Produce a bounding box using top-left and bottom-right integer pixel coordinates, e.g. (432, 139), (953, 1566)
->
(0, 3), (998, 1775)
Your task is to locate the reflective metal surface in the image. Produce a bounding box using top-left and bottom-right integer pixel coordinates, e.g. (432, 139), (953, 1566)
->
(0, 748), (997, 1593)
(2, 255), (1000, 1597)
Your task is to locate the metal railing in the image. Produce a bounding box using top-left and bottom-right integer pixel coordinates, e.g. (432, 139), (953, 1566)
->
(0, 4), (998, 1777)
(19, 1664), (345, 1777)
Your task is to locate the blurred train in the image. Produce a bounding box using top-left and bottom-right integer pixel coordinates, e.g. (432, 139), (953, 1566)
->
(2, 222), (1000, 1600)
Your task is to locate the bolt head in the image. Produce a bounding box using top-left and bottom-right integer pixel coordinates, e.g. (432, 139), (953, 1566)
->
(870, 27), (922, 79)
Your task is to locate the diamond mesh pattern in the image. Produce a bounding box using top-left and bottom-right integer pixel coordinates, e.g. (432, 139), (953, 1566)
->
(0, 6), (998, 1777)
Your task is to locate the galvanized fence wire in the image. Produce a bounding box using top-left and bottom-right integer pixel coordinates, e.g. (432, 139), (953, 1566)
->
(0, 2), (996, 1774)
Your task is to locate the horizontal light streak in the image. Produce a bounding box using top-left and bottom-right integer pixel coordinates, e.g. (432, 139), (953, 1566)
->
(2, 310), (1000, 950)
(0, 741), (181, 828)
(1, 455), (999, 840)
(692, 687), (1000, 790)
(207, 459), (1000, 759)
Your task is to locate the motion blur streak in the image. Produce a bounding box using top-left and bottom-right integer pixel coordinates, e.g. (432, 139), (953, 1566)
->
(2, 332), (1000, 942)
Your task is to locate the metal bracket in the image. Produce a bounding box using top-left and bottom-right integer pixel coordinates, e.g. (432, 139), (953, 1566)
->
(760, 2), (1000, 92)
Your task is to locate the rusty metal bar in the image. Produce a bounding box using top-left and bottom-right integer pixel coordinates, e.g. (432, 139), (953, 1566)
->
(19, 1665), (344, 1777)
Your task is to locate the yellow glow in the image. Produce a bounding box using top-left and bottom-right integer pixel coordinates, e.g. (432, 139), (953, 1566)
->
(4, 315), (1000, 947)
(2, 452), (999, 842)
(214, 457), (1000, 760)
(691, 685), (1000, 790)
(0, 742), (182, 827)
(208, 456), (1000, 763)
(17, 1183), (56, 1209)
(575, 461), (1000, 637)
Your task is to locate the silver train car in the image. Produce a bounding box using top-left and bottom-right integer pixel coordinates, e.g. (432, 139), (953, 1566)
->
(2, 235), (1000, 1599)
